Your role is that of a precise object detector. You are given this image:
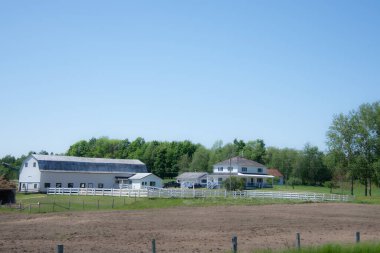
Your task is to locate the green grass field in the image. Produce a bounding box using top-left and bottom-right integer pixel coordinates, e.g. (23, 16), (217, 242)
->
(252, 242), (380, 253)
(2, 193), (309, 214)
(268, 183), (380, 204)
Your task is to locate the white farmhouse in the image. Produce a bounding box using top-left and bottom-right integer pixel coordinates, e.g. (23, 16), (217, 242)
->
(208, 156), (274, 189)
(18, 154), (161, 192)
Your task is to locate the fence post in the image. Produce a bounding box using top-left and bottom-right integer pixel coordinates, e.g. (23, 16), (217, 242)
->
(112, 198), (115, 209)
(356, 232), (360, 243)
(57, 244), (64, 253)
(38, 202), (40, 213)
(231, 235), (237, 253)
(152, 239), (156, 253)
(296, 232), (301, 249)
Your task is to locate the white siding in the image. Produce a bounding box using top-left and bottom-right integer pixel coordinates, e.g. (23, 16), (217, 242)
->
(131, 174), (162, 189)
(212, 165), (238, 174)
(40, 171), (130, 192)
(238, 166), (267, 174)
(19, 156), (41, 192)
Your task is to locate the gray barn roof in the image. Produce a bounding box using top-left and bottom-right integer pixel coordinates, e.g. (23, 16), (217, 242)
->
(176, 172), (208, 180)
(214, 156), (266, 168)
(32, 154), (147, 173)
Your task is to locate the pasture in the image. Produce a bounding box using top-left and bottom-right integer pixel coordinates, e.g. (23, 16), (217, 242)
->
(1, 203), (380, 252)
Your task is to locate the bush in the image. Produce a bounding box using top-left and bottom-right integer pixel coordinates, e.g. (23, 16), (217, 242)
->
(222, 176), (245, 191)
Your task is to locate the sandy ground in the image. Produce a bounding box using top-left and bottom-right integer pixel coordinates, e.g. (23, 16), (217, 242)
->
(1, 203), (380, 253)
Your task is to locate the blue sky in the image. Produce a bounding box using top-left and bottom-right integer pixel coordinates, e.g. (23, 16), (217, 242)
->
(1, 1), (379, 157)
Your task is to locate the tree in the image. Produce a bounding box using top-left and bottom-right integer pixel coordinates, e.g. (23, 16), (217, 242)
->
(242, 139), (266, 164)
(190, 146), (210, 172)
(326, 111), (359, 195)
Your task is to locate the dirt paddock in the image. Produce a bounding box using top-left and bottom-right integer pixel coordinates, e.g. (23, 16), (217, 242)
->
(1, 203), (380, 253)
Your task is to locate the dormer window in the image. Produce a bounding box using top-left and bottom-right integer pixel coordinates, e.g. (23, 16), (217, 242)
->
(258, 168), (263, 173)
(242, 167), (247, 172)
(33, 162), (36, 167)
(218, 167), (223, 172)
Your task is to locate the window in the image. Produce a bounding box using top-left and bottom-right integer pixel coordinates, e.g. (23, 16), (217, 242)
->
(25, 163), (28, 167)
(34, 184), (37, 189)
(44, 183), (51, 188)
(242, 167), (247, 172)
(80, 183), (86, 188)
(33, 162), (36, 167)
(88, 183), (93, 188)
(68, 183), (74, 188)
(227, 167), (233, 171)
(258, 168), (263, 173)
(22, 183), (26, 188)
(141, 182), (147, 186)
(56, 183), (62, 188)
(98, 183), (104, 188)
(218, 167), (223, 172)
(149, 181), (156, 186)
(218, 178), (223, 182)
(201, 179), (207, 184)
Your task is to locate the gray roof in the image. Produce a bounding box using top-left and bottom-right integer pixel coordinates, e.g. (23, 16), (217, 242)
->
(129, 173), (156, 180)
(176, 172), (208, 180)
(214, 156), (266, 168)
(32, 154), (147, 173)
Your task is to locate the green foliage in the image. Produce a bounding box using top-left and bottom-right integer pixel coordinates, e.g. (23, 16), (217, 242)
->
(223, 176), (245, 191)
(326, 101), (380, 196)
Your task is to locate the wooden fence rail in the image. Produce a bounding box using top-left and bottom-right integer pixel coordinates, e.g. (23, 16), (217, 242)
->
(47, 188), (352, 202)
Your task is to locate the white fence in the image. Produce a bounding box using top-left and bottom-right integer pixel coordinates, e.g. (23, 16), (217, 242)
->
(47, 187), (352, 202)
(47, 188), (148, 197)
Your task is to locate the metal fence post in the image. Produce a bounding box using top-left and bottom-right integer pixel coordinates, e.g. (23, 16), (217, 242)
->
(356, 231), (360, 243)
(152, 239), (156, 253)
(57, 244), (64, 253)
(232, 235), (237, 253)
(296, 232), (301, 249)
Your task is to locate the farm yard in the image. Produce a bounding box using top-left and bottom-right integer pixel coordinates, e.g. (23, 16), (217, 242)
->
(1, 203), (380, 253)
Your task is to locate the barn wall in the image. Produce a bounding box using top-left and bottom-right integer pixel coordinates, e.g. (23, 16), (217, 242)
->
(131, 175), (162, 189)
(40, 171), (133, 192)
(19, 156), (41, 192)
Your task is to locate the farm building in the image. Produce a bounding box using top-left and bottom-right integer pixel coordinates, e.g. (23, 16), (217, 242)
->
(268, 168), (284, 185)
(18, 154), (161, 192)
(129, 173), (162, 189)
(208, 156), (274, 189)
(176, 172), (208, 188)
(0, 176), (16, 204)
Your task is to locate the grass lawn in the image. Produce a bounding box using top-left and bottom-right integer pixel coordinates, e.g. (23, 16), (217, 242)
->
(253, 242), (380, 253)
(2, 193), (307, 214)
(267, 183), (380, 205)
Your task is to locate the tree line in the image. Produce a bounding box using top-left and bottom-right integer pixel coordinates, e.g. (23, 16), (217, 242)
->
(1, 101), (379, 196)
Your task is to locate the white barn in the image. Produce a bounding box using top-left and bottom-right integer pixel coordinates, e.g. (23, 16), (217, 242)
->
(18, 154), (158, 192)
(129, 173), (162, 189)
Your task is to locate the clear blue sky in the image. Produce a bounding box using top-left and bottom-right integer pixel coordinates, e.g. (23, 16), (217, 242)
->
(1, 1), (379, 157)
